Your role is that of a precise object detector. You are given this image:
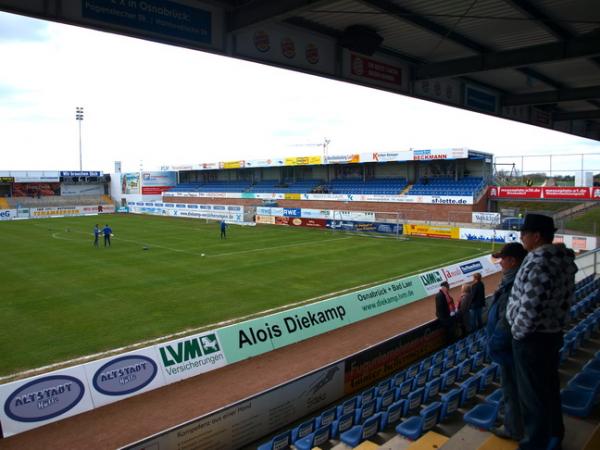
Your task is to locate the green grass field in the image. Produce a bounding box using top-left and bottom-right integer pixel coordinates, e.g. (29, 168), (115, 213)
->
(566, 206), (600, 236)
(0, 214), (493, 377)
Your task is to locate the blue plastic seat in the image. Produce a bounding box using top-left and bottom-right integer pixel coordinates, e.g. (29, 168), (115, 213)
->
(257, 430), (291, 450)
(428, 362), (443, 381)
(456, 359), (472, 382)
(460, 375), (481, 407)
(478, 365), (496, 392)
(406, 364), (419, 379)
(561, 388), (595, 418)
(316, 407), (336, 428)
(377, 379), (392, 396)
(355, 399), (376, 424)
(396, 402), (441, 440)
(403, 388), (424, 416)
(412, 370), (428, 390)
(439, 388), (462, 422)
(485, 388), (503, 406)
(393, 371), (406, 387)
(294, 424), (331, 450)
(336, 397), (358, 418)
(419, 357), (433, 372)
(424, 377), (441, 404)
(583, 359), (600, 373)
(567, 371), (600, 404)
(340, 413), (380, 447)
(440, 367), (458, 392)
(463, 402), (499, 430)
(396, 379), (413, 399)
(359, 387), (377, 406)
(376, 389), (396, 412)
(291, 418), (315, 442)
(331, 411), (355, 438)
(379, 399), (405, 430)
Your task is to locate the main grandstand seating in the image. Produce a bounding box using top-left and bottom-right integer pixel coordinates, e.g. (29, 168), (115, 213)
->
(168, 177), (489, 197)
(6, 195), (112, 208)
(256, 274), (600, 450)
(408, 176), (485, 196)
(326, 178), (407, 195)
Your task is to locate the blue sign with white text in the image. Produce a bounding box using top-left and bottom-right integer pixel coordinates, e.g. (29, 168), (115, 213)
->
(82, 0), (212, 45)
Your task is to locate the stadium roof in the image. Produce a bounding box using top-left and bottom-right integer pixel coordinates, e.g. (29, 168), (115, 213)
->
(3, 0), (600, 142)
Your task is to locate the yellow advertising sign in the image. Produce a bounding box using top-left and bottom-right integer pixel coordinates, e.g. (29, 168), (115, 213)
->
(284, 156), (322, 166)
(222, 161), (243, 169)
(404, 224), (459, 239)
(284, 193), (301, 200)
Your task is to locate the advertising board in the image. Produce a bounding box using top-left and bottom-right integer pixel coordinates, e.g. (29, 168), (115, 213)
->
(488, 186), (598, 200)
(60, 184), (104, 196)
(0, 209), (17, 221)
(84, 347), (165, 408)
(460, 228), (519, 243)
(140, 171), (177, 195)
(404, 224), (460, 239)
(122, 173), (140, 194)
(124, 362), (344, 450)
(472, 212), (501, 225)
(0, 365), (95, 437)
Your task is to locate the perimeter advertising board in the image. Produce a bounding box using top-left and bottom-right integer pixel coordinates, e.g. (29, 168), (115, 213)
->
(0, 209), (16, 221)
(472, 212), (501, 225)
(460, 228), (519, 244)
(404, 224), (460, 239)
(124, 362), (345, 450)
(0, 366), (95, 437)
(489, 186), (600, 200)
(216, 275), (426, 364)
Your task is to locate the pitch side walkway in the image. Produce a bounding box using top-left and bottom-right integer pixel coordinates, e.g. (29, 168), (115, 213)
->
(0, 273), (504, 450)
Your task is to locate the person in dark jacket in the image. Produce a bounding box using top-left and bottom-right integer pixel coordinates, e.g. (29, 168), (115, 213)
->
(486, 242), (527, 441)
(506, 214), (577, 450)
(435, 281), (457, 343)
(458, 284), (473, 336)
(470, 272), (486, 330)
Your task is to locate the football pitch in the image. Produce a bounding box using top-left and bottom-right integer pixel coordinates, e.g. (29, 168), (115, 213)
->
(0, 214), (493, 377)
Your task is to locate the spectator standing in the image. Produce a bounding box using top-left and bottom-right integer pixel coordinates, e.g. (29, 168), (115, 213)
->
(435, 281), (457, 343)
(470, 272), (486, 330)
(486, 243), (528, 441)
(506, 214), (577, 450)
(103, 224), (112, 247)
(458, 284), (473, 335)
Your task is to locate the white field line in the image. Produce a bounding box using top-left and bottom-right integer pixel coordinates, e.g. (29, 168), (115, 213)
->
(0, 249), (490, 383)
(51, 229), (353, 257)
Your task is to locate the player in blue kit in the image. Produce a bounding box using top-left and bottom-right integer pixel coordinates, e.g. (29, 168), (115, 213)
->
(103, 224), (113, 247)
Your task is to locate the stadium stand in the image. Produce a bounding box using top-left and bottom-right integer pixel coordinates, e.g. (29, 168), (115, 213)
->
(408, 176), (485, 196)
(254, 275), (600, 449)
(6, 195), (112, 208)
(326, 178), (407, 195)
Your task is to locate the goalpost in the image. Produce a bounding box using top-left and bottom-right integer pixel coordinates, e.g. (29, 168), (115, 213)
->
(330, 209), (408, 240)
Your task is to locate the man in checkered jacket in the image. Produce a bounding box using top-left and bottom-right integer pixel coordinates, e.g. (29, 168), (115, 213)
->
(506, 214), (577, 450)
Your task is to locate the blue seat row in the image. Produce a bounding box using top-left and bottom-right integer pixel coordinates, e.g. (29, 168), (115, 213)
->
(259, 280), (598, 449)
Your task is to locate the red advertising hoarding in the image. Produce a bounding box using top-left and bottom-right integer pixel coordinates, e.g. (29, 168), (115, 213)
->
(142, 186), (172, 195)
(542, 187), (590, 200)
(274, 217), (327, 228)
(489, 186), (600, 200)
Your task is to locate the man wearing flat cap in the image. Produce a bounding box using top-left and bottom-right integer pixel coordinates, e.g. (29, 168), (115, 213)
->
(486, 242), (528, 441)
(506, 214), (577, 450)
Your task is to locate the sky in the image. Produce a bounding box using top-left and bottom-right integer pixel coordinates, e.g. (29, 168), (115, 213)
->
(1, 11), (600, 175)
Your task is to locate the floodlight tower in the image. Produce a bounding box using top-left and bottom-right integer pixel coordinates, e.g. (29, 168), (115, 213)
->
(75, 106), (84, 171)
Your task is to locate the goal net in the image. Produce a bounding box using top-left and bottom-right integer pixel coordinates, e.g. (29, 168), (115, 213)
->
(329, 209), (408, 240)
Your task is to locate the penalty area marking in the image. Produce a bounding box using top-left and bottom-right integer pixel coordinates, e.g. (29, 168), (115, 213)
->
(0, 249), (491, 383)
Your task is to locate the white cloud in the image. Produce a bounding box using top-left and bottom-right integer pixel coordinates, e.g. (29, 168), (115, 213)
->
(0, 12), (598, 175)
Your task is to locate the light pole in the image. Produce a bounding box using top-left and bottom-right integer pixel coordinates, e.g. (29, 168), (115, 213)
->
(75, 107), (84, 171)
